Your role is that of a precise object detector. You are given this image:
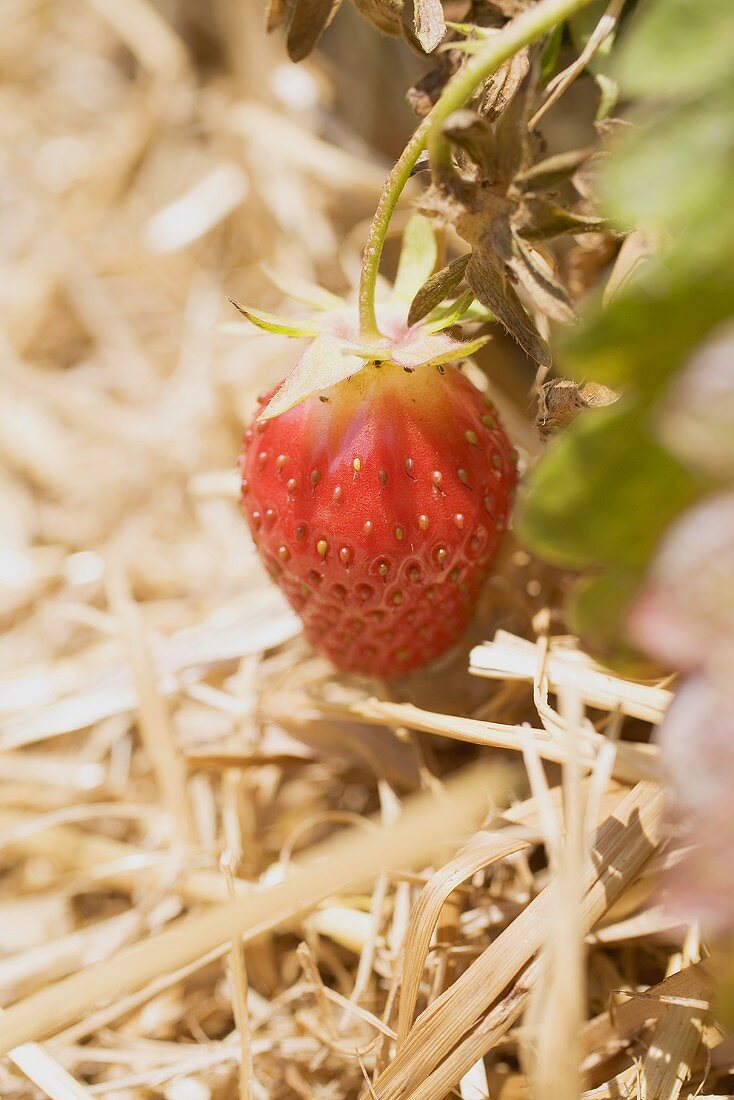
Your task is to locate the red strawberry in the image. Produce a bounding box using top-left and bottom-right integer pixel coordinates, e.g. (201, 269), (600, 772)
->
(239, 359), (516, 677)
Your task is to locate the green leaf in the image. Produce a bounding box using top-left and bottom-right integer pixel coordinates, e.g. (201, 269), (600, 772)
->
(261, 266), (343, 311)
(443, 20), (480, 36)
(461, 301), (496, 324)
(339, 343), (393, 361)
(228, 299), (322, 339)
(516, 402), (704, 571)
(615, 0), (734, 100)
(392, 214), (439, 304)
(258, 335), (364, 420)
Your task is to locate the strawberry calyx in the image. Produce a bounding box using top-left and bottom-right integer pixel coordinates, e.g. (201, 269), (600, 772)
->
(229, 215), (494, 422)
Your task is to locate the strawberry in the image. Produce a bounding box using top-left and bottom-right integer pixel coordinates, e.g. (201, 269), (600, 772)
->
(239, 358), (516, 677)
(232, 215), (517, 677)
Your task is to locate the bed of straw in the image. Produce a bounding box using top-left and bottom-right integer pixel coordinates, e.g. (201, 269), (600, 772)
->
(0, 2), (721, 1098)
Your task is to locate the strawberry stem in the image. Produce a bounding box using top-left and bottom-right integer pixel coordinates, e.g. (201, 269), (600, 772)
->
(358, 116), (432, 341)
(357, 0), (597, 342)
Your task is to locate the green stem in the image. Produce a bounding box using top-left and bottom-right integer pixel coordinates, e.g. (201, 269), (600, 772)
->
(357, 0), (597, 340)
(358, 116), (432, 341)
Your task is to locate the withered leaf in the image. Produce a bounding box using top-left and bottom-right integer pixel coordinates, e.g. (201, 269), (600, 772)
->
(352, 0), (404, 36)
(494, 221), (575, 324)
(480, 47), (529, 122)
(466, 247), (550, 365)
(491, 60), (540, 184)
(407, 51), (462, 116)
(442, 110), (496, 176)
(515, 196), (605, 240)
(265, 0), (294, 32)
(413, 0), (445, 52)
(514, 147), (596, 191)
(486, 0), (536, 14)
(286, 0), (343, 60)
(536, 377), (618, 439)
(407, 252), (470, 325)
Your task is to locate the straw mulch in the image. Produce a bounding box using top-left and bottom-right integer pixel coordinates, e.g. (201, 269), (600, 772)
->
(0, 2), (723, 1098)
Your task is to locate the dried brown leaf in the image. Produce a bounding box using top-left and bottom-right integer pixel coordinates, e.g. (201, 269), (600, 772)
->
(480, 47), (530, 122)
(266, 0), (294, 32)
(491, 58), (539, 184)
(286, 0), (343, 60)
(407, 51), (462, 116)
(515, 147), (596, 191)
(536, 378), (618, 439)
(466, 245), (551, 364)
(494, 222), (575, 324)
(413, 0), (445, 52)
(515, 196), (605, 240)
(442, 110), (496, 176)
(351, 0), (404, 36)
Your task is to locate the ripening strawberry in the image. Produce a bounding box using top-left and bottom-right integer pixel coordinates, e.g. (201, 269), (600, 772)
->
(232, 215), (517, 677)
(239, 358), (516, 677)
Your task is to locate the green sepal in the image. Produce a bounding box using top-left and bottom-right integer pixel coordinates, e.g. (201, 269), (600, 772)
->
(392, 214), (439, 304)
(258, 335), (364, 421)
(424, 289), (476, 332)
(228, 299), (322, 339)
(261, 266), (343, 311)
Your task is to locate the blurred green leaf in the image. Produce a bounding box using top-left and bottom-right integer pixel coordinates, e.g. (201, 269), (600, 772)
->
(516, 402), (704, 570)
(567, 569), (654, 673)
(540, 22), (563, 86)
(602, 91), (734, 240)
(518, 0), (734, 670)
(594, 71), (618, 120)
(615, 0), (734, 99)
(563, 256), (734, 394)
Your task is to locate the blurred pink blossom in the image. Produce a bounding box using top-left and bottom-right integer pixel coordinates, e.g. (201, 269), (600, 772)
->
(630, 491), (734, 931)
(629, 491), (734, 679)
(658, 323), (734, 479)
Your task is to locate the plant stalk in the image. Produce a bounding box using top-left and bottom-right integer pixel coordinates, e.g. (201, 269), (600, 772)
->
(357, 0), (597, 340)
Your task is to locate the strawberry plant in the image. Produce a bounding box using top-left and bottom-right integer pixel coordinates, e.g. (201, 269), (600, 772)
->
(242, 0), (734, 1001)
